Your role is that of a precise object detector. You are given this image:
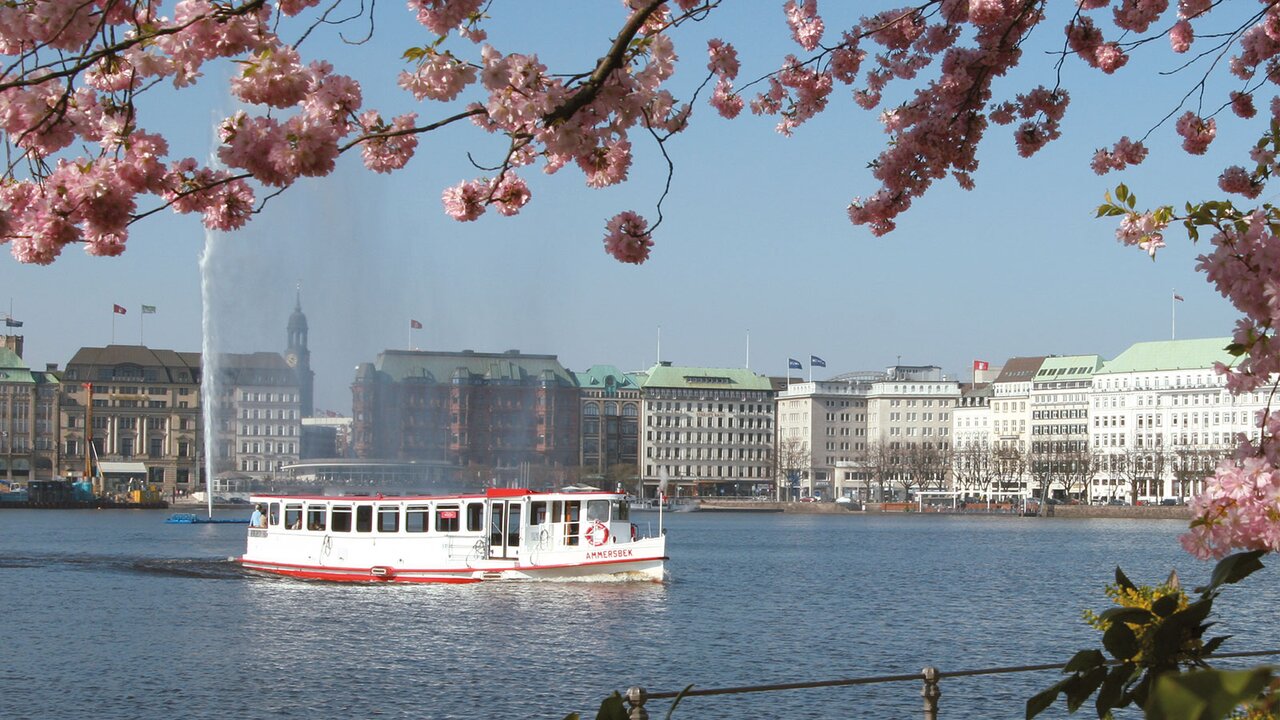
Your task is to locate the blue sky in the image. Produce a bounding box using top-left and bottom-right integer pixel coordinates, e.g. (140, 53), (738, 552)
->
(0, 2), (1250, 411)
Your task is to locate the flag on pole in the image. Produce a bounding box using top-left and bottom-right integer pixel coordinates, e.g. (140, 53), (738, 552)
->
(4, 318), (22, 328)
(410, 319), (423, 329)
(1173, 292), (1184, 302)
(141, 305), (157, 314)
(810, 355), (826, 368)
(973, 360), (989, 371)
(113, 304), (126, 315)
(788, 358), (802, 370)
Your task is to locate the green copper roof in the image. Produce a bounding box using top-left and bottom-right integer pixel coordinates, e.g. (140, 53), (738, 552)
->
(1097, 338), (1234, 374)
(0, 347), (35, 384)
(639, 363), (773, 391)
(572, 365), (639, 390)
(1035, 354), (1104, 381)
(375, 349), (577, 386)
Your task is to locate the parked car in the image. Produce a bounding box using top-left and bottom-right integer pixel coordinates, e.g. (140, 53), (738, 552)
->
(1160, 498), (1179, 506)
(1107, 499), (1127, 506)
(799, 496), (818, 503)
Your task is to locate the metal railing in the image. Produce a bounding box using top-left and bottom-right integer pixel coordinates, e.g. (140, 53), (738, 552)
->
(619, 650), (1280, 719)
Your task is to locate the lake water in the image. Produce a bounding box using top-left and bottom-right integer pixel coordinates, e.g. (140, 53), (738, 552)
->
(3, 509), (1279, 719)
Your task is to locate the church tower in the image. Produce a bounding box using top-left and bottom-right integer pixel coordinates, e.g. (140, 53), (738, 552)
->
(285, 289), (314, 418)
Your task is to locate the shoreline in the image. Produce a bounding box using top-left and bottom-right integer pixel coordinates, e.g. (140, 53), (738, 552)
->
(697, 499), (1194, 520)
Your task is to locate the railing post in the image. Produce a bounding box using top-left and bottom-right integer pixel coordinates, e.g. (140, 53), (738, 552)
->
(625, 686), (649, 720)
(921, 666), (941, 720)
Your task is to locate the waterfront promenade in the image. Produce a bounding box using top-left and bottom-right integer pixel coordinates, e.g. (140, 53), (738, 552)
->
(699, 498), (1195, 520)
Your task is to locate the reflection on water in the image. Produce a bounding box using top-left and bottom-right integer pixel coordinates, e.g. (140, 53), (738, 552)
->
(1, 509), (1277, 718)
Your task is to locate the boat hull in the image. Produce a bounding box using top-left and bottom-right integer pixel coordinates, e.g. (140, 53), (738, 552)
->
(239, 552), (666, 584)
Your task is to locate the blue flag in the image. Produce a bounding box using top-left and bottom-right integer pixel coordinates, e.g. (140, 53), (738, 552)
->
(811, 355), (827, 368)
(788, 358), (802, 370)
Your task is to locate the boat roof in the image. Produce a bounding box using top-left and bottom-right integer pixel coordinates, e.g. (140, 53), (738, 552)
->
(250, 488), (625, 503)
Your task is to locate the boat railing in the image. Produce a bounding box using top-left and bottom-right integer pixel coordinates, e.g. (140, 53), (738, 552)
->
(617, 649), (1280, 719)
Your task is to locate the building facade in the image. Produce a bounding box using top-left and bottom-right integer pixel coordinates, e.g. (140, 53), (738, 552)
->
(572, 365), (640, 482)
(864, 366), (961, 501)
(350, 349), (580, 483)
(216, 352), (302, 486)
(638, 362), (774, 498)
(775, 373), (874, 500)
(1089, 338), (1253, 503)
(0, 336), (60, 486)
(58, 345), (203, 498)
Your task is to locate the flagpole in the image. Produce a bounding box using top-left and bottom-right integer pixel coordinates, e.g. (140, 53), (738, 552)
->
(139, 305), (144, 345)
(1171, 289), (1176, 340)
(111, 309), (116, 344)
(745, 329), (750, 369)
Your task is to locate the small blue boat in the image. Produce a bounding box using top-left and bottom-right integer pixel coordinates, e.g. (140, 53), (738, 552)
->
(165, 513), (250, 525)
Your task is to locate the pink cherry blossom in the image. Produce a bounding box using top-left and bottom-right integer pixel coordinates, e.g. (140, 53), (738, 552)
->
(1175, 111), (1216, 154)
(602, 210), (652, 264)
(783, 0), (824, 51)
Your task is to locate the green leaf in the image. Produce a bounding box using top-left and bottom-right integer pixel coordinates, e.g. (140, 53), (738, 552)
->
(1027, 677), (1072, 719)
(1115, 566), (1137, 592)
(1097, 663), (1136, 716)
(1201, 635), (1229, 655)
(1099, 606), (1154, 626)
(1104, 620), (1140, 661)
(1066, 667), (1109, 713)
(1146, 667), (1273, 720)
(593, 692), (628, 720)
(1116, 184), (1130, 203)
(664, 685), (695, 720)
(1065, 649), (1106, 673)
(1152, 593), (1181, 618)
(1200, 551), (1265, 593)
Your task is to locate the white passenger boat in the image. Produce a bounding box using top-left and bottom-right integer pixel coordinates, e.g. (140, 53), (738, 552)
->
(239, 488), (666, 583)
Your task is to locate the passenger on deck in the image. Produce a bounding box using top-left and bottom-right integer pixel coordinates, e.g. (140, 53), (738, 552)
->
(250, 504), (265, 528)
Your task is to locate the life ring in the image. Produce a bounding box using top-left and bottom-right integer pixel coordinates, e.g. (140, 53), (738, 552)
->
(584, 520), (610, 547)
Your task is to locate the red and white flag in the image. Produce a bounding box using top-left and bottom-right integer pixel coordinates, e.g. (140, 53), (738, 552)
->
(973, 360), (989, 371)
(112, 304), (127, 315)
(410, 319), (423, 329)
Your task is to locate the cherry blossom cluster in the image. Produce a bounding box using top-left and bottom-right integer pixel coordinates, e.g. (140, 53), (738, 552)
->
(0, 0), (711, 265)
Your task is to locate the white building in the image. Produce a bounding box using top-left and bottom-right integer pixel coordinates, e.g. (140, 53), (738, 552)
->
(865, 366), (960, 501)
(638, 362), (775, 499)
(1089, 338), (1259, 503)
(775, 373), (875, 500)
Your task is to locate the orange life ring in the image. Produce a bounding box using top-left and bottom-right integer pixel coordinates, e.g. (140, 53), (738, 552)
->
(585, 520), (610, 547)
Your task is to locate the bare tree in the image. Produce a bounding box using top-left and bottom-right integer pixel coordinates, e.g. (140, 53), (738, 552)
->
(1060, 444), (1102, 503)
(773, 436), (810, 501)
(993, 443), (1027, 502)
(1170, 445), (1225, 501)
(952, 440), (997, 500)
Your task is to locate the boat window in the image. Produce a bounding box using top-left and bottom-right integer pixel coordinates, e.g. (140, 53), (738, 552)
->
(355, 505), (373, 533)
(507, 504), (521, 547)
(331, 505), (352, 532)
(284, 504), (302, 530)
(268, 502), (280, 526)
(436, 504), (460, 532)
(586, 500), (609, 523)
(306, 506), (326, 531)
(552, 501), (562, 523)
(529, 501), (547, 526)
(564, 500), (580, 546)
(490, 504), (504, 547)
(466, 502), (484, 532)
(406, 505), (430, 533)
(378, 506), (399, 533)
(613, 501), (628, 522)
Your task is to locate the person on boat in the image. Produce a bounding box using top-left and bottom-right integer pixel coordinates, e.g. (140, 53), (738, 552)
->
(250, 504), (265, 528)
